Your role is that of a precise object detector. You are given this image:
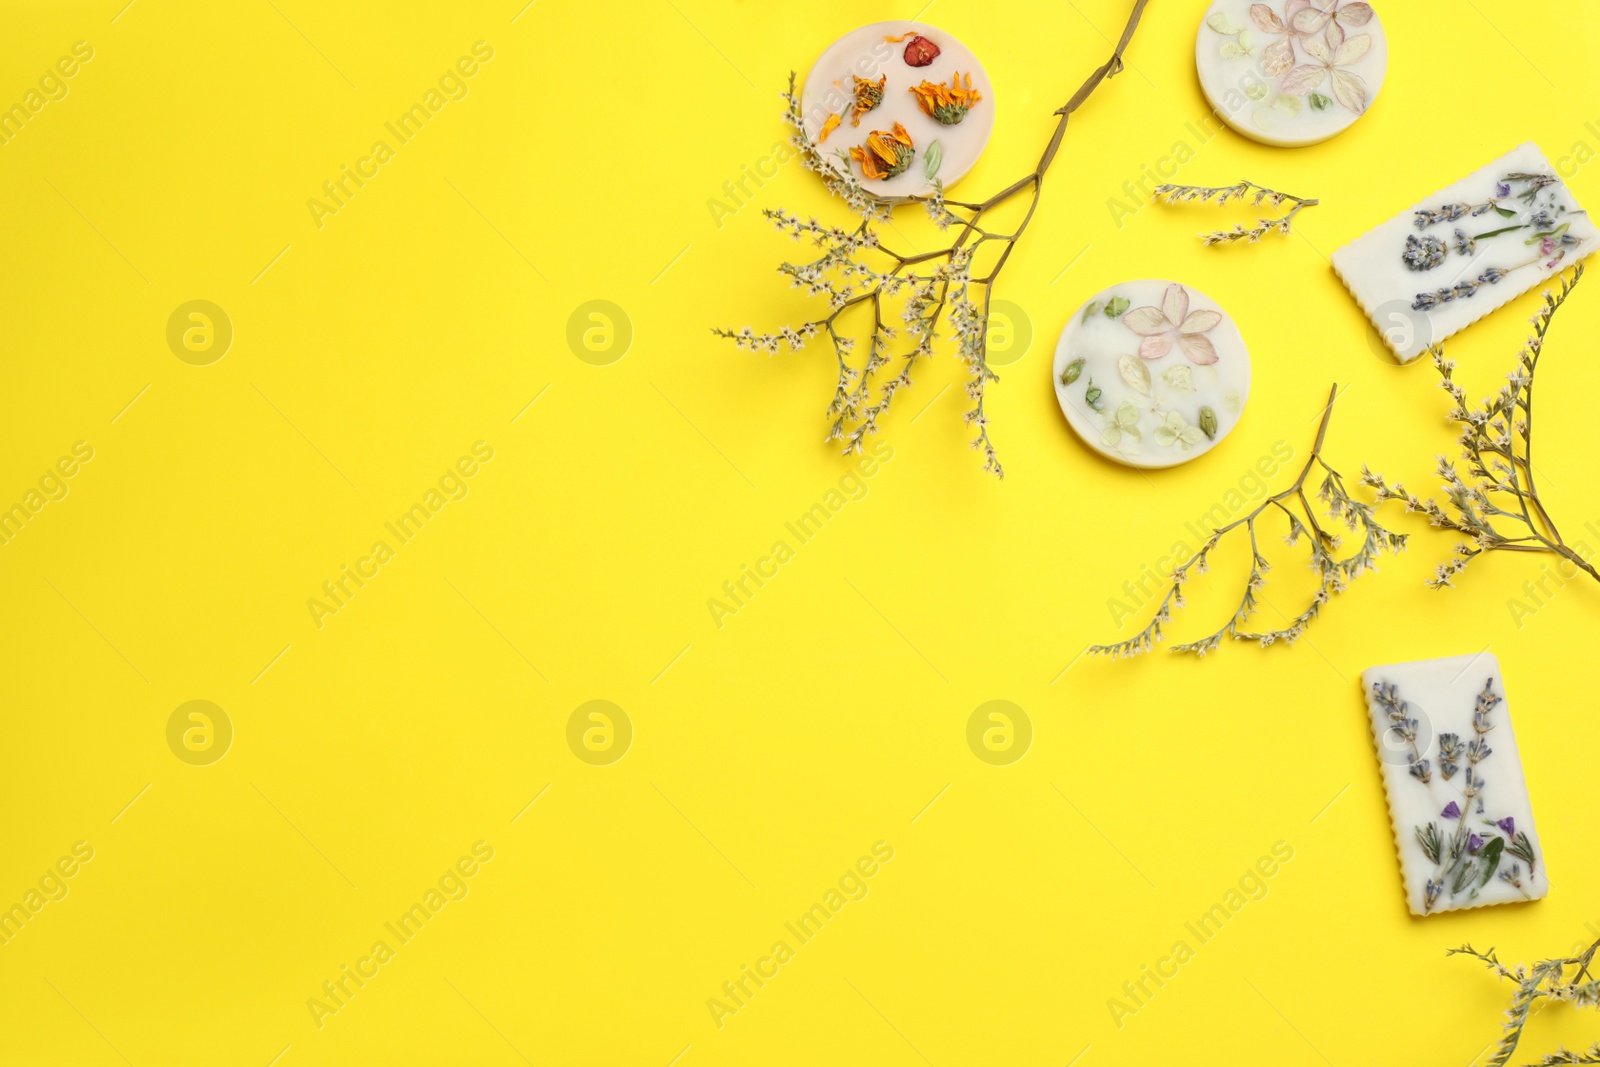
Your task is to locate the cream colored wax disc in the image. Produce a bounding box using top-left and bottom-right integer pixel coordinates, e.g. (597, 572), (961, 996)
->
(801, 22), (993, 197)
(1053, 281), (1251, 470)
(1195, 0), (1388, 147)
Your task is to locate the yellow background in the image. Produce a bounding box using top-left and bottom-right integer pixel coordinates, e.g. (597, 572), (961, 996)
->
(3, 0), (1600, 1063)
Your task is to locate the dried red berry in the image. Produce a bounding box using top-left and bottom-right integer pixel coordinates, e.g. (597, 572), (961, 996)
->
(902, 35), (941, 67)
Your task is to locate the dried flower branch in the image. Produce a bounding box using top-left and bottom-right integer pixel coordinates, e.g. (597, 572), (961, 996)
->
(1362, 264), (1599, 589)
(1451, 936), (1600, 1067)
(714, 1), (1152, 478)
(1152, 179), (1319, 245)
(1090, 383), (1407, 659)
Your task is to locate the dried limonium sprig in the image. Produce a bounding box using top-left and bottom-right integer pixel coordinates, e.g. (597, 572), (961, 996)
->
(1152, 179), (1319, 246)
(1362, 264), (1599, 589)
(1090, 384), (1407, 659)
(1450, 936), (1600, 1067)
(713, 0), (1152, 478)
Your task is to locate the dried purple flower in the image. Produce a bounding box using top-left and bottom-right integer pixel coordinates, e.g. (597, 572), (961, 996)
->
(1414, 203), (1470, 229)
(1454, 228), (1476, 256)
(1442, 801), (1462, 820)
(1496, 181), (1511, 197)
(1438, 732), (1462, 780)
(1498, 816), (1515, 837)
(1468, 833), (1484, 853)
(1412, 267), (1508, 311)
(1404, 234), (1447, 271)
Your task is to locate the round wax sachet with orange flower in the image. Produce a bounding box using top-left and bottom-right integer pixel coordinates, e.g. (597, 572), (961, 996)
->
(1053, 281), (1251, 470)
(802, 22), (994, 197)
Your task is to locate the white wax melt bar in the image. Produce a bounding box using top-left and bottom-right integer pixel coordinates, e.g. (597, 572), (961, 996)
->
(1052, 281), (1250, 469)
(1195, 0), (1388, 148)
(1362, 654), (1548, 916)
(802, 22), (993, 196)
(1332, 143), (1598, 361)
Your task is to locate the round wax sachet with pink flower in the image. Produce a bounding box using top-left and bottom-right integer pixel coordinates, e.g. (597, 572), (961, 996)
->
(1053, 281), (1251, 470)
(1195, 0), (1388, 147)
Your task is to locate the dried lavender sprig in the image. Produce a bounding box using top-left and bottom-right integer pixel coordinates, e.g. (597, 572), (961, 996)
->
(1412, 173), (1557, 230)
(1451, 937), (1600, 1067)
(1152, 179), (1319, 246)
(1411, 265), (1508, 310)
(1364, 263), (1600, 589)
(714, 2), (1153, 479)
(1089, 384), (1408, 660)
(1371, 681), (1430, 782)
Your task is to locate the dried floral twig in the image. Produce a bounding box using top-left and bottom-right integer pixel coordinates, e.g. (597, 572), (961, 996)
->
(1152, 179), (1319, 245)
(1452, 937), (1600, 1067)
(714, 1), (1152, 478)
(1091, 383), (1407, 658)
(1362, 264), (1599, 589)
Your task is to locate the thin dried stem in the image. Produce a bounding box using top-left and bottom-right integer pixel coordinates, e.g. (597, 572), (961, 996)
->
(1363, 264), (1598, 588)
(1452, 937), (1600, 1067)
(1090, 383), (1407, 659)
(1153, 179), (1319, 246)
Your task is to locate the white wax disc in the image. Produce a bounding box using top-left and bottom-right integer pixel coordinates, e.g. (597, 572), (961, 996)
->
(1052, 281), (1251, 470)
(1195, 1), (1388, 148)
(801, 22), (993, 196)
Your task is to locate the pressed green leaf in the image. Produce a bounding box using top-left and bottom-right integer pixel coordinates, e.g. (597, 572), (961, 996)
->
(1118, 354), (1151, 395)
(1494, 205), (1518, 218)
(1082, 301), (1103, 324)
(1105, 296), (1131, 318)
(1478, 837), (1505, 887)
(1526, 222), (1571, 244)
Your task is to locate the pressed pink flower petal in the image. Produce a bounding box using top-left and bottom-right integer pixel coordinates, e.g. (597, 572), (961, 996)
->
(1179, 334), (1219, 365)
(1161, 284), (1189, 327)
(1180, 309), (1222, 334)
(1291, 6), (1331, 33)
(1325, 19), (1346, 52)
(1249, 3), (1285, 33)
(1335, 31), (1372, 65)
(1280, 64), (1328, 93)
(1285, 0), (1313, 23)
(1300, 26), (1333, 61)
(1262, 37), (1294, 76)
(1338, 2), (1374, 25)
(1122, 306), (1170, 335)
(1139, 335), (1173, 360)
(1330, 67), (1367, 111)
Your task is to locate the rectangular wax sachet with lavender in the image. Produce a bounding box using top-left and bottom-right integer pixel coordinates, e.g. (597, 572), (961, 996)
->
(1362, 653), (1547, 916)
(1331, 142), (1597, 361)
